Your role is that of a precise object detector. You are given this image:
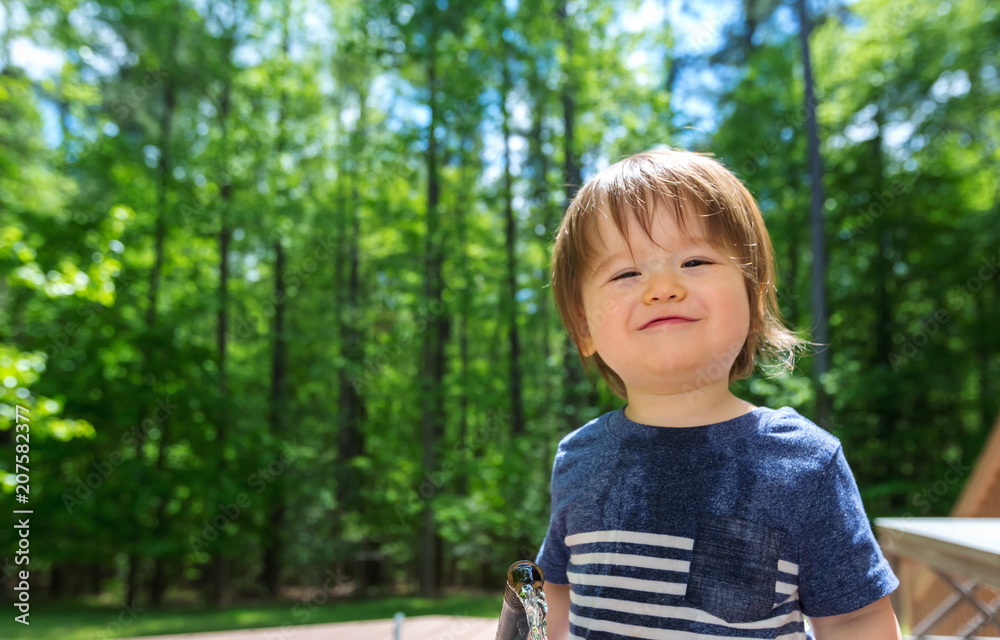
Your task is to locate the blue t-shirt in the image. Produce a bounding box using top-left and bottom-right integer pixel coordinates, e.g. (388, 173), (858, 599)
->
(535, 404), (898, 639)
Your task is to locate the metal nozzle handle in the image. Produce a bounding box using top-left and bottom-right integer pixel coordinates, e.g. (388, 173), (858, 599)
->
(495, 560), (546, 640)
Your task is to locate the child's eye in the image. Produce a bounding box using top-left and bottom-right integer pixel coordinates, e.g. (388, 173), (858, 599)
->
(611, 261), (711, 281)
(610, 270), (640, 282)
(683, 259), (712, 268)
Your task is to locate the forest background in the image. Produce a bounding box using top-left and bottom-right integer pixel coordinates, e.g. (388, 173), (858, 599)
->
(1, 0), (998, 628)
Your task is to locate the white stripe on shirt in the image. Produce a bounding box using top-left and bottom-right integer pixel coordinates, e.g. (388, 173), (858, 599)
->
(778, 560), (799, 575)
(571, 591), (802, 630)
(566, 529), (695, 550)
(570, 610), (807, 640)
(571, 552), (690, 573)
(568, 570), (687, 596)
(562, 529), (805, 639)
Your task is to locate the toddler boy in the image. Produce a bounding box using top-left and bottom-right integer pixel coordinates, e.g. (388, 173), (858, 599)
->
(536, 149), (901, 639)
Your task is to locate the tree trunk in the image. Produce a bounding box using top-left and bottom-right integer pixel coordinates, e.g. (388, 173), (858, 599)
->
(132, 74), (176, 609)
(501, 54), (526, 438)
(262, 16), (291, 600)
(149, 557), (168, 607)
(418, 39), (448, 598)
(787, 164), (802, 327)
(558, 1), (596, 423)
(874, 223), (898, 512)
(796, 0), (830, 425)
(149, 428), (172, 606)
(528, 58), (556, 463)
(209, 65), (235, 606)
(146, 80), (174, 330)
(263, 239), (288, 597)
(125, 553), (140, 608)
(335, 90), (367, 537)
(986, 245), (1000, 431)
(49, 565), (63, 597)
(741, 0), (759, 62)
(330, 42), (370, 593)
(456, 135), (473, 498)
(88, 562), (104, 595)
(534, 88), (552, 371)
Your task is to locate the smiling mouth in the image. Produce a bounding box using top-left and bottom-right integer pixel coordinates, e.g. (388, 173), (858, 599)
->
(640, 317), (697, 330)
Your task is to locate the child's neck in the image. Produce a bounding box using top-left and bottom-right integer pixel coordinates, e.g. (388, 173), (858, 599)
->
(623, 384), (756, 429)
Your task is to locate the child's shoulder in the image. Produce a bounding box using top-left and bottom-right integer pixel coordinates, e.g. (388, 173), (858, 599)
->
(752, 404), (843, 466)
(550, 405), (843, 461)
(554, 412), (607, 450)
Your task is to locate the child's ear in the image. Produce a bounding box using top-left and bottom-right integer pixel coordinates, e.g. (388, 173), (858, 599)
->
(578, 315), (597, 357)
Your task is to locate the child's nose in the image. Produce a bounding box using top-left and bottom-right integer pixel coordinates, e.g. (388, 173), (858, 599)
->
(642, 268), (686, 303)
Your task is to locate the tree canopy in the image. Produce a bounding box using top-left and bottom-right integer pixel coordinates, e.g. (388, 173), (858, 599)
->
(1, 0), (997, 607)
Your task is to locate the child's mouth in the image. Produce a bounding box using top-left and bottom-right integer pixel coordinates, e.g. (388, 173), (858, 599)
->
(641, 317), (697, 329)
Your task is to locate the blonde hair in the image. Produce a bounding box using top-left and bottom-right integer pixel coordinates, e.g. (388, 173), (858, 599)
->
(550, 148), (814, 400)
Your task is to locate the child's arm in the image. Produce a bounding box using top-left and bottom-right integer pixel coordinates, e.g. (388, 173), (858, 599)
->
(807, 595), (901, 640)
(545, 582), (571, 640)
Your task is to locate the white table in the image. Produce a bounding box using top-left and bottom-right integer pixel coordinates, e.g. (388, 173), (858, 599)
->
(875, 518), (1000, 639)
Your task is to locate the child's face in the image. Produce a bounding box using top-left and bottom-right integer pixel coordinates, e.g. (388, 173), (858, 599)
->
(578, 205), (751, 395)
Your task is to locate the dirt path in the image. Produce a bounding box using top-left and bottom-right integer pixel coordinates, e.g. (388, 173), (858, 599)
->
(118, 615), (499, 640)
